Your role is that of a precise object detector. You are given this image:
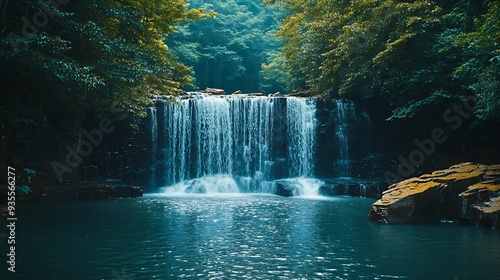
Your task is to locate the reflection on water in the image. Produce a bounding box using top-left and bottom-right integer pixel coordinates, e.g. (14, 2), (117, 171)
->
(4, 195), (500, 279)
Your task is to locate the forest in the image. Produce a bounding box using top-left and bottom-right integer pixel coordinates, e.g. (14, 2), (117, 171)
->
(265, 0), (500, 125)
(0, 0), (499, 186)
(0, 1), (499, 278)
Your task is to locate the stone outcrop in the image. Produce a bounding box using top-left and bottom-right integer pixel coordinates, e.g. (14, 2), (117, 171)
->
(368, 163), (500, 228)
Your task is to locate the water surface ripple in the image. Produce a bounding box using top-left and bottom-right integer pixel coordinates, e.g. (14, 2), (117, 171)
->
(5, 194), (499, 279)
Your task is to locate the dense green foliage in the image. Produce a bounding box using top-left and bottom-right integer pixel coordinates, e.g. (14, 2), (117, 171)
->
(167, 0), (285, 93)
(450, 1), (500, 122)
(0, 0), (212, 140)
(264, 0), (499, 123)
(1, 0), (497, 175)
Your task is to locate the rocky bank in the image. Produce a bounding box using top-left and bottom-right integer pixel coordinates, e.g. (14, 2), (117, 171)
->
(368, 163), (500, 228)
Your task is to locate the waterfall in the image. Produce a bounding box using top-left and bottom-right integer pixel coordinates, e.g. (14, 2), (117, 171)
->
(287, 98), (317, 177)
(161, 95), (276, 191)
(334, 100), (355, 177)
(147, 94), (372, 196)
(164, 100), (193, 185)
(155, 94), (318, 193)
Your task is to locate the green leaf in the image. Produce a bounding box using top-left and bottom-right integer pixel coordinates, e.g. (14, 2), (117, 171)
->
(16, 185), (32, 195)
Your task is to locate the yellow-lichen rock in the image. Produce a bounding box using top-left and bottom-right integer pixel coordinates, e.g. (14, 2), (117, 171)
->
(369, 163), (500, 228)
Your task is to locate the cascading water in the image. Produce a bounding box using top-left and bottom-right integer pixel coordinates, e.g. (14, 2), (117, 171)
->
(163, 99), (194, 185)
(160, 94), (280, 192)
(287, 98), (316, 177)
(153, 93), (319, 195)
(334, 100), (355, 177)
(148, 107), (158, 188)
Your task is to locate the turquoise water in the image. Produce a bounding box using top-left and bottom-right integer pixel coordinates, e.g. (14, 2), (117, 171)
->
(2, 194), (499, 279)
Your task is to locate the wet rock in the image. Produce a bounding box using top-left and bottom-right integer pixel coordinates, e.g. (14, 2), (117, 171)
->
(369, 163), (500, 228)
(319, 178), (384, 198)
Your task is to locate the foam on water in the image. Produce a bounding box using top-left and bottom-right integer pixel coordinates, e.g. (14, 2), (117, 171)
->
(162, 175), (241, 196)
(161, 175), (326, 198)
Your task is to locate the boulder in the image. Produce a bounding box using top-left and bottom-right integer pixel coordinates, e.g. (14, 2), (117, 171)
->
(275, 180), (300, 197)
(204, 88), (226, 95)
(368, 163), (500, 228)
(248, 92), (265, 97)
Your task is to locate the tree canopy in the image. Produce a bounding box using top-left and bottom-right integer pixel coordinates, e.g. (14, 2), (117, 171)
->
(167, 0), (284, 94)
(264, 0), (499, 123)
(0, 0), (213, 136)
